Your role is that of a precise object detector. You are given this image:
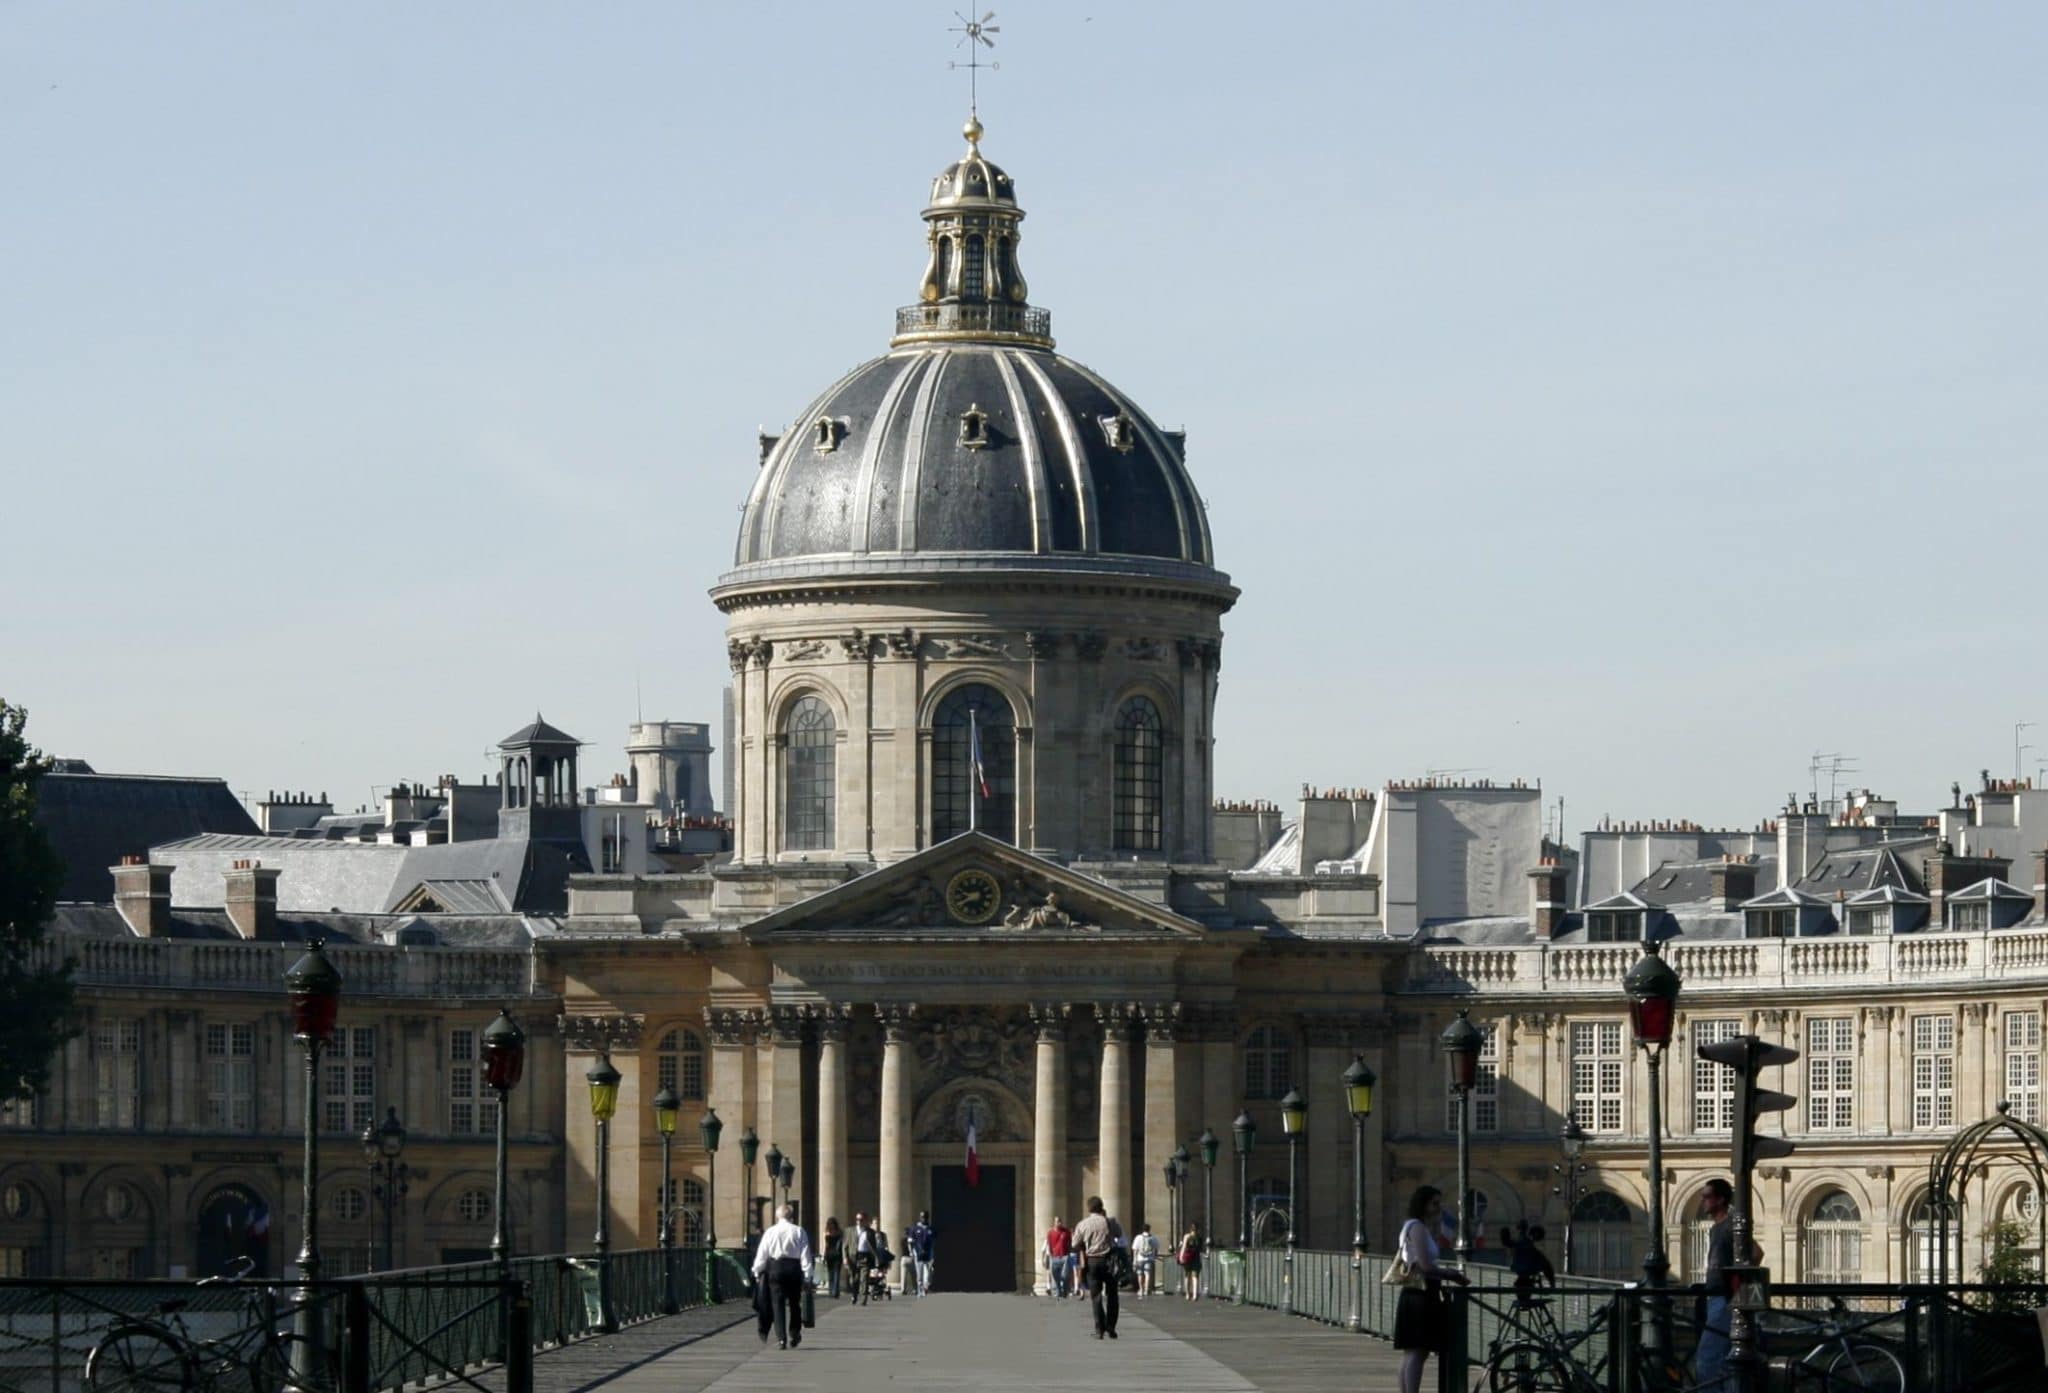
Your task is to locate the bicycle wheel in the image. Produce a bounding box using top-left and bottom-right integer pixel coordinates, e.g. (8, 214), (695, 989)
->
(248, 1334), (317, 1393)
(1822, 1342), (1907, 1393)
(87, 1327), (192, 1393)
(1485, 1342), (1578, 1393)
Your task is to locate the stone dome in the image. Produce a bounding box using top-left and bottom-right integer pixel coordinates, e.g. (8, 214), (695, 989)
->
(718, 119), (1226, 595)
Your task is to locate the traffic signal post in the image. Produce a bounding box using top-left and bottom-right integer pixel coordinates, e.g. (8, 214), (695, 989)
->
(1695, 1032), (1799, 1393)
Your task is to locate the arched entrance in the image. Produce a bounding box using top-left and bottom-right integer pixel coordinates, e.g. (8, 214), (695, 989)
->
(917, 1080), (1023, 1291)
(196, 1184), (273, 1278)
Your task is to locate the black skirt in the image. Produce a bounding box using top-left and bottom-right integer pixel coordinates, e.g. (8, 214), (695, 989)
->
(1392, 1283), (1446, 1354)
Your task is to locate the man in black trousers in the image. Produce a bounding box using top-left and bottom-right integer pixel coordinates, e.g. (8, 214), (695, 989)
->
(751, 1203), (815, 1350)
(1070, 1197), (1123, 1339)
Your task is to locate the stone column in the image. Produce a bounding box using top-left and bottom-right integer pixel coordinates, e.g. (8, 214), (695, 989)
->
(1097, 1004), (1133, 1227)
(766, 1006), (807, 1227)
(704, 1008), (758, 1243)
(1142, 1005), (1183, 1238)
(816, 1007), (849, 1236)
(1031, 1003), (1070, 1293)
(877, 1005), (917, 1237)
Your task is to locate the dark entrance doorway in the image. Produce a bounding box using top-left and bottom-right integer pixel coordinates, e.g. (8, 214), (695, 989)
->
(929, 1164), (1015, 1292)
(195, 1185), (272, 1278)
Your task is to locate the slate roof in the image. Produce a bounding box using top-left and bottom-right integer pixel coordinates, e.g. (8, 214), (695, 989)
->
(1948, 877), (2033, 903)
(50, 904), (538, 948)
(500, 716), (581, 749)
(151, 832), (587, 915)
(37, 771), (260, 903)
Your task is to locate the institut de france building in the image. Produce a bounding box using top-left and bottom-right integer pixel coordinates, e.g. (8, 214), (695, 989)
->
(9, 118), (2048, 1294)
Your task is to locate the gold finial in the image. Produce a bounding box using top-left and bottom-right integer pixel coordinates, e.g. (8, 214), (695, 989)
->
(948, 10), (1000, 121)
(963, 114), (983, 152)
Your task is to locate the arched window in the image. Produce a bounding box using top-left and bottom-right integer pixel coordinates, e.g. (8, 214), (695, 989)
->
(1243, 1025), (1294, 1100)
(1247, 1176), (1290, 1248)
(782, 696), (835, 851)
(657, 1029), (706, 1103)
(1905, 1194), (1959, 1281)
(963, 233), (985, 299)
(680, 1178), (707, 1246)
(1571, 1190), (1635, 1279)
(0, 1180), (51, 1277)
(1113, 696), (1165, 852)
(1802, 1190), (1862, 1283)
(933, 685), (1016, 843)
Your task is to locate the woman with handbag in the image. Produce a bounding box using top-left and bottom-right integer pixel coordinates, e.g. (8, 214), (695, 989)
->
(1390, 1186), (1469, 1393)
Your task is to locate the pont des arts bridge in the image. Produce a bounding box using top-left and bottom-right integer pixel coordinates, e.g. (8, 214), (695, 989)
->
(3, 1246), (2043, 1393)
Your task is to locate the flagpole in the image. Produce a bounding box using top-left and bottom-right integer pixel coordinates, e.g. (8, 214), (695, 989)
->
(969, 707), (980, 833)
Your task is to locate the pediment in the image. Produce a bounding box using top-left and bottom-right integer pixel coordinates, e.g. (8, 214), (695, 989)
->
(741, 833), (1204, 940)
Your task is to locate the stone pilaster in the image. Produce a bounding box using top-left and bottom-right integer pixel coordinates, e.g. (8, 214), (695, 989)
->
(1031, 1002), (1070, 1293)
(765, 1006), (807, 1227)
(1097, 1003), (1135, 1227)
(815, 1006), (850, 1238)
(1140, 1003), (1183, 1238)
(704, 1007), (761, 1242)
(877, 1004), (917, 1237)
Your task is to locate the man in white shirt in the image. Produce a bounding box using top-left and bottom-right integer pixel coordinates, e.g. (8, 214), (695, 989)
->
(751, 1203), (815, 1350)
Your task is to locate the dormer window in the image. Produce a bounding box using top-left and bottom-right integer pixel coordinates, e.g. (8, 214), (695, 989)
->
(959, 403), (990, 450)
(1099, 412), (1137, 453)
(1586, 910), (1641, 943)
(812, 417), (848, 454)
(1747, 907), (1796, 939)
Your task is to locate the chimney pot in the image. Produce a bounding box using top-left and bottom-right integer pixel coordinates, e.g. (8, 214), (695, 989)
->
(110, 860), (173, 937)
(223, 861), (282, 941)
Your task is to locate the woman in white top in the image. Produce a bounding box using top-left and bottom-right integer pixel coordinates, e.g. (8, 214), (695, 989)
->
(1392, 1186), (1469, 1393)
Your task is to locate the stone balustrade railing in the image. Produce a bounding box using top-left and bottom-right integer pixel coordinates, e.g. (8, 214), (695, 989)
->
(1405, 928), (2048, 994)
(35, 936), (534, 999)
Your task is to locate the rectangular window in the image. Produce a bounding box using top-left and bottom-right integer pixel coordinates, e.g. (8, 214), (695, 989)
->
(1444, 1022), (1499, 1133)
(1806, 1017), (1856, 1131)
(1953, 903), (1990, 932)
(94, 1019), (142, 1130)
(0, 1092), (37, 1130)
(1570, 1021), (1626, 1134)
(1911, 1014), (1956, 1131)
(204, 1023), (255, 1131)
(323, 1027), (378, 1135)
(2007, 1012), (2042, 1126)
(449, 1028), (500, 1137)
(1692, 1018), (1742, 1132)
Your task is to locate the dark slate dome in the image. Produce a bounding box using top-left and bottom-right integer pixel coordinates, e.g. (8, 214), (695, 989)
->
(720, 119), (1225, 590)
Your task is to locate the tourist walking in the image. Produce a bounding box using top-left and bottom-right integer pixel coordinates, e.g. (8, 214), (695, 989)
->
(849, 1212), (878, 1305)
(1392, 1186), (1468, 1393)
(1692, 1178), (1756, 1393)
(1177, 1224), (1203, 1300)
(1072, 1197), (1123, 1339)
(1130, 1223), (1160, 1297)
(1043, 1216), (1074, 1298)
(751, 1203), (815, 1351)
(821, 1217), (843, 1298)
(905, 1211), (936, 1296)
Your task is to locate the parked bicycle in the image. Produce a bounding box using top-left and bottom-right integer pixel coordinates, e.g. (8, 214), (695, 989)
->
(1772, 1295), (1907, 1393)
(1483, 1290), (1688, 1393)
(84, 1259), (316, 1393)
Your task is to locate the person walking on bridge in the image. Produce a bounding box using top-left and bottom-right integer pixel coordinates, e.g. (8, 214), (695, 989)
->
(751, 1203), (815, 1351)
(1392, 1186), (1468, 1393)
(905, 1211), (936, 1297)
(1072, 1197), (1123, 1339)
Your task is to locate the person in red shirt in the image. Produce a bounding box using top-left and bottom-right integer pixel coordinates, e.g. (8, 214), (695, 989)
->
(1042, 1216), (1075, 1298)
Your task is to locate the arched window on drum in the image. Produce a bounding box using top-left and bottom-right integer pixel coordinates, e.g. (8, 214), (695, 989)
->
(932, 685), (1016, 843)
(782, 696), (835, 851)
(1113, 697), (1164, 853)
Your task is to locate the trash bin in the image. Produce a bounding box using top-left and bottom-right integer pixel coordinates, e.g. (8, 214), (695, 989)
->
(1212, 1249), (1245, 1303)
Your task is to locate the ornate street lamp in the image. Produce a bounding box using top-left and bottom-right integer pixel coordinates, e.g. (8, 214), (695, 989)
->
(1555, 1117), (1591, 1275)
(763, 1141), (783, 1234)
(1172, 1144), (1191, 1242)
(1232, 1109), (1257, 1258)
(1343, 1054), (1377, 1332)
(778, 1157), (795, 1212)
(653, 1085), (680, 1314)
(481, 1009), (525, 1268)
(1162, 1154), (1179, 1260)
(1199, 1127), (1219, 1269)
(1626, 936), (1683, 1369)
(284, 938), (341, 1388)
(699, 1108), (723, 1251)
(738, 1127), (760, 1235)
(1279, 1087), (1307, 1314)
(1441, 1010), (1482, 1266)
(586, 1053), (621, 1331)
(359, 1107), (409, 1271)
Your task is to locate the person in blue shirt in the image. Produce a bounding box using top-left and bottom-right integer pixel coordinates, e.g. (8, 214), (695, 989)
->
(905, 1211), (936, 1297)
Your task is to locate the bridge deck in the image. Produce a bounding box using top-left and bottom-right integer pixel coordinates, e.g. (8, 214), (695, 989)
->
(529, 1291), (1408, 1393)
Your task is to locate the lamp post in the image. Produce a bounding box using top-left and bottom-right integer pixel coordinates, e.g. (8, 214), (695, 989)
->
(1555, 1118), (1590, 1275)
(699, 1108), (723, 1249)
(1162, 1154), (1179, 1261)
(481, 1009), (525, 1269)
(1343, 1054), (1376, 1332)
(1441, 1010), (1483, 1267)
(763, 1142), (783, 1231)
(738, 1127), (760, 1237)
(653, 1086), (680, 1314)
(285, 938), (341, 1389)
(778, 1158), (795, 1215)
(1626, 937), (1682, 1372)
(1232, 1110), (1256, 1253)
(1173, 1144), (1191, 1235)
(1279, 1087), (1306, 1314)
(586, 1053), (621, 1331)
(359, 1107), (409, 1272)
(1199, 1128), (1219, 1261)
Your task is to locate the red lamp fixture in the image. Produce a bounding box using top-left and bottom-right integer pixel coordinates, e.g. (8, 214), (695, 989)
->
(1440, 1009), (1483, 1092)
(284, 937), (342, 1044)
(482, 1008), (527, 1092)
(1624, 939), (1682, 1048)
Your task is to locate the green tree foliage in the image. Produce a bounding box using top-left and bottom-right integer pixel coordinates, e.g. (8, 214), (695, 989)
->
(0, 700), (75, 1106)
(1975, 1218), (2042, 1313)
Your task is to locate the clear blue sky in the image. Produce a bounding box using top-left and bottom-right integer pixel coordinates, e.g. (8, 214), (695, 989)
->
(5, 2), (2045, 832)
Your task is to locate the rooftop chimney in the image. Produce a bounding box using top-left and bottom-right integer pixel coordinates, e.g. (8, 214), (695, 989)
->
(1709, 856), (1758, 912)
(2033, 848), (2047, 924)
(1528, 858), (1570, 939)
(110, 857), (172, 937)
(223, 859), (281, 941)
(1924, 843), (2011, 928)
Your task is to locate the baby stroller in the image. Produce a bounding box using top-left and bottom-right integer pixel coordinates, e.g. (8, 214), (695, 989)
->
(865, 1245), (896, 1301)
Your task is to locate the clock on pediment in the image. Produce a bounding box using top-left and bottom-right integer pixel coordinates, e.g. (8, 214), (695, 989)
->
(944, 867), (1003, 925)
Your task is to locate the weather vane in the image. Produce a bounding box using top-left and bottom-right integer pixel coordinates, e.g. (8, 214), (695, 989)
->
(949, 10), (1000, 119)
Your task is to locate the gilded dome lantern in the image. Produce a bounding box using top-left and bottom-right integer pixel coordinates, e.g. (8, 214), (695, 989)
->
(898, 117), (1044, 349)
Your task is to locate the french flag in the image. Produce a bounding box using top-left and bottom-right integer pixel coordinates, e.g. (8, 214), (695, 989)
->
(969, 712), (991, 799)
(965, 1119), (981, 1188)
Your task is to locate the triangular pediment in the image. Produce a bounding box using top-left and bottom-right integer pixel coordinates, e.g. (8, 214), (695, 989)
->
(741, 833), (1205, 940)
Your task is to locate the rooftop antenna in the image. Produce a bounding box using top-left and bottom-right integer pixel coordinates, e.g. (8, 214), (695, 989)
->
(949, 10), (1000, 120)
(2016, 721), (2036, 783)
